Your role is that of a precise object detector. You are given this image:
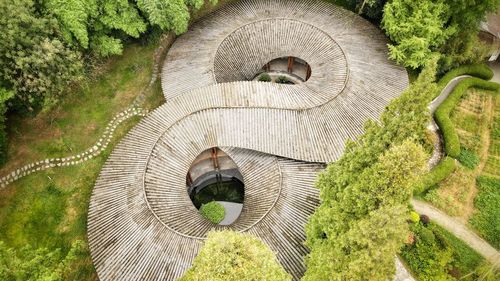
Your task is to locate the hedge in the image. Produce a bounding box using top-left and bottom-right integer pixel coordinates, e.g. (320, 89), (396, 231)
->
(199, 201), (225, 224)
(435, 77), (500, 158)
(414, 157), (456, 194)
(435, 64), (494, 98)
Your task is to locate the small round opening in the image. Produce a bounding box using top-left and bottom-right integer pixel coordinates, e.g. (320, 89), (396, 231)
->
(253, 56), (311, 84)
(187, 148), (244, 225)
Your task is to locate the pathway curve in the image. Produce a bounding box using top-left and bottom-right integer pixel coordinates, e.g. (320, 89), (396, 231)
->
(412, 199), (500, 266)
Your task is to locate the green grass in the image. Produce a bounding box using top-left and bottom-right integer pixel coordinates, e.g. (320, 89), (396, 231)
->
(0, 41), (163, 280)
(469, 176), (500, 249)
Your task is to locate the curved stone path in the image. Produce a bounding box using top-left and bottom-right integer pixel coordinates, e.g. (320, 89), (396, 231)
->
(0, 106), (148, 189)
(88, 0), (413, 280)
(412, 199), (500, 267)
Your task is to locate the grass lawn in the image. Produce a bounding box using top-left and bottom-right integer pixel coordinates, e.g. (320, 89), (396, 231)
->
(424, 88), (497, 221)
(0, 42), (164, 280)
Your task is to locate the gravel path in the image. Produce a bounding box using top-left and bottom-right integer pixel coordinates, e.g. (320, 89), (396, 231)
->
(412, 199), (500, 267)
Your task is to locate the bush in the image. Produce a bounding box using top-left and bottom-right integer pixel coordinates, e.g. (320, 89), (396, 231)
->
(469, 176), (500, 248)
(275, 76), (290, 84)
(199, 201), (225, 224)
(457, 149), (480, 169)
(258, 73), (272, 82)
(401, 222), (486, 280)
(414, 157), (456, 194)
(435, 77), (500, 158)
(410, 211), (420, 223)
(180, 231), (291, 281)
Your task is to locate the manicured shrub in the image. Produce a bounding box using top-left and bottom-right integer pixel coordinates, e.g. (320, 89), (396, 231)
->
(435, 77), (500, 158)
(199, 201), (225, 224)
(457, 149), (480, 169)
(275, 76), (290, 84)
(180, 231), (291, 281)
(414, 157), (456, 194)
(258, 72), (272, 82)
(436, 64), (494, 96)
(469, 176), (500, 249)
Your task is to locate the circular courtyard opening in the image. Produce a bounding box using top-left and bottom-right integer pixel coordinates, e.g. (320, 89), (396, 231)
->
(254, 56), (311, 84)
(186, 147), (244, 225)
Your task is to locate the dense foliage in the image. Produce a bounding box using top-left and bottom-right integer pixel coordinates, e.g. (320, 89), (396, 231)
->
(303, 59), (440, 279)
(0, 89), (14, 165)
(469, 176), (500, 249)
(382, 0), (500, 70)
(0, 0), (218, 111)
(180, 231), (291, 281)
(0, 240), (85, 281)
(401, 222), (495, 280)
(199, 201), (225, 224)
(0, 0), (219, 165)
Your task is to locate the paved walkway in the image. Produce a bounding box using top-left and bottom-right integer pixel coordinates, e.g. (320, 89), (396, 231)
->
(412, 199), (500, 267)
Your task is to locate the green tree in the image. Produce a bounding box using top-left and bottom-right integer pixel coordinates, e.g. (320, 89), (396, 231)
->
(0, 0), (83, 110)
(440, 0), (500, 70)
(382, 0), (455, 69)
(181, 230), (291, 281)
(0, 88), (14, 165)
(44, 0), (97, 48)
(304, 59), (439, 279)
(304, 142), (427, 280)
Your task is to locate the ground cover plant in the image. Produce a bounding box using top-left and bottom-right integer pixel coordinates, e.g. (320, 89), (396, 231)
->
(469, 176), (500, 249)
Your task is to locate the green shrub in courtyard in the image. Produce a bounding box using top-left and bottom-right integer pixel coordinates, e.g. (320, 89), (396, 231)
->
(258, 73), (272, 82)
(199, 201), (225, 224)
(180, 230), (291, 281)
(275, 76), (290, 84)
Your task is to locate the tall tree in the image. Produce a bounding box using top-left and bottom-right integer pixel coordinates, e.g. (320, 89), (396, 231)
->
(304, 142), (427, 280)
(0, 0), (83, 109)
(381, 0), (454, 69)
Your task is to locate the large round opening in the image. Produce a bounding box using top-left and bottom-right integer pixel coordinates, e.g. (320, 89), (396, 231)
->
(186, 148), (244, 225)
(253, 57), (311, 84)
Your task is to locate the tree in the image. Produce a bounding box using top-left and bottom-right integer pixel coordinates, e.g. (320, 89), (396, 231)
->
(0, 0), (84, 110)
(44, 0), (97, 48)
(304, 142), (427, 280)
(440, 0), (500, 70)
(180, 230), (291, 281)
(382, 0), (455, 69)
(0, 88), (14, 165)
